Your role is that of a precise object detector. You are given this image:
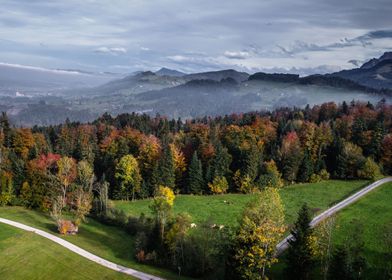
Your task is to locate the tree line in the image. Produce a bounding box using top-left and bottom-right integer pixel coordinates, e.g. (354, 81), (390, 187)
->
(1, 100), (391, 207)
(0, 100), (392, 278)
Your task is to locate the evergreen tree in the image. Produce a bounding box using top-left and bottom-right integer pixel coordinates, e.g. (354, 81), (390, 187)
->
(298, 151), (313, 182)
(154, 146), (176, 190)
(328, 246), (350, 280)
(188, 151), (204, 194)
(286, 203), (315, 279)
(208, 142), (232, 182)
(0, 112), (11, 147)
(367, 122), (385, 160)
(243, 144), (261, 182)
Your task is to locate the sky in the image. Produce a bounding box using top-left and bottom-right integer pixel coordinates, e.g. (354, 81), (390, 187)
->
(0, 0), (391, 75)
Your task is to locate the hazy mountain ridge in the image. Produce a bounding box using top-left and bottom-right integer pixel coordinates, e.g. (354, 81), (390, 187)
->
(1, 53), (392, 126)
(330, 52), (392, 90)
(155, 67), (186, 77)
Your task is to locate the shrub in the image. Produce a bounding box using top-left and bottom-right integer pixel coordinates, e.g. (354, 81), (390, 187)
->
(358, 157), (381, 180)
(208, 176), (229, 194)
(309, 174), (322, 183)
(319, 169), (330, 180)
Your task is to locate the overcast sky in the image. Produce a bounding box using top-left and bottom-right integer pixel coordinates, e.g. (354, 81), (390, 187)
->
(0, 0), (391, 74)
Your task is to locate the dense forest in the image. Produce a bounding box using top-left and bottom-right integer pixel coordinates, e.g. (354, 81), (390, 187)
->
(1, 100), (392, 278)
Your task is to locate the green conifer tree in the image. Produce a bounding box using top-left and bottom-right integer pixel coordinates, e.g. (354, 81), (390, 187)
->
(188, 151), (204, 194)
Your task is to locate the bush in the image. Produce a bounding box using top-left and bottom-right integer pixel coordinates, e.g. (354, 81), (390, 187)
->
(309, 174), (322, 183)
(358, 157), (381, 180)
(319, 169), (330, 180)
(208, 176), (229, 194)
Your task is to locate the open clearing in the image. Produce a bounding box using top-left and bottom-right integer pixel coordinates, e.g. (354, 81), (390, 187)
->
(114, 180), (368, 227)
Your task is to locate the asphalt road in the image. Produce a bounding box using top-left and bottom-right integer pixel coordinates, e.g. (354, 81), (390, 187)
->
(275, 177), (392, 256)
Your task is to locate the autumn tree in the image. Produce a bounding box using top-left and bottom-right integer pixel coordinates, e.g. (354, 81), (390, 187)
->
(52, 156), (77, 220)
(257, 160), (284, 189)
(335, 142), (366, 179)
(357, 157), (381, 180)
(0, 171), (14, 206)
(72, 160), (94, 226)
(150, 186), (175, 241)
(170, 143), (187, 190)
(231, 188), (286, 279)
(94, 176), (109, 215)
(165, 213), (192, 270)
(208, 176), (229, 194)
(381, 134), (392, 174)
(11, 128), (35, 160)
(115, 154), (142, 201)
(280, 132), (303, 182)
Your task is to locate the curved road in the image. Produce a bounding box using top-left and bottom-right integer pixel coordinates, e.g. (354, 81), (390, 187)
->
(1, 178), (391, 278)
(276, 177), (392, 256)
(0, 218), (164, 280)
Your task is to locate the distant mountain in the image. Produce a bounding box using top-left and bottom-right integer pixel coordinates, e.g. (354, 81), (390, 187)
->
(360, 52), (392, 69)
(3, 59), (392, 126)
(330, 52), (392, 90)
(184, 69), (249, 83)
(79, 69), (250, 97)
(155, 67), (186, 77)
(248, 72), (389, 94)
(77, 71), (185, 96)
(248, 72), (299, 83)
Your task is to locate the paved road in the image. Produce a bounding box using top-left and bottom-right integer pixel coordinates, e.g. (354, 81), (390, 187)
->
(0, 218), (164, 280)
(276, 177), (392, 256)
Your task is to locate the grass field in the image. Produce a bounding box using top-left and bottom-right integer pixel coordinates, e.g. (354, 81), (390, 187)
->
(270, 181), (392, 279)
(0, 223), (132, 280)
(332, 181), (392, 277)
(0, 180), (370, 280)
(0, 207), (189, 280)
(114, 180), (368, 228)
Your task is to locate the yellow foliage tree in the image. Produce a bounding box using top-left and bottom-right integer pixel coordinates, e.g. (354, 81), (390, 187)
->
(233, 188), (286, 279)
(150, 186), (175, 240)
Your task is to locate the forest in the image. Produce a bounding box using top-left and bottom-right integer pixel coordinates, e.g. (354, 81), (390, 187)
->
(1, 99), (392, 279)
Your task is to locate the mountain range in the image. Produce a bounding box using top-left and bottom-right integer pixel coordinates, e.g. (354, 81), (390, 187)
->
(0, 52), (391, 125)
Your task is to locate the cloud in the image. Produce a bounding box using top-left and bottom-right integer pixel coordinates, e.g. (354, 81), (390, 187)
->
(223, 51), (250, 59)
(94, 47), (127, 55)
(0, 0), (391, 74)
(348, 59), (364, 67)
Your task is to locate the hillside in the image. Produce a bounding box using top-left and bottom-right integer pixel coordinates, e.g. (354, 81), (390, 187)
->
(331, 52), (392, 90)
(0, 223), (132, 280)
